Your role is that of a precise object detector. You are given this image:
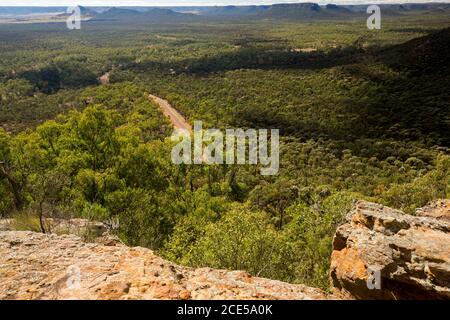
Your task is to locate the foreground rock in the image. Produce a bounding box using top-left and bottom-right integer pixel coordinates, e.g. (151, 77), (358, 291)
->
(2, 201), (448, 300)
(0, 231), (330, 300)
(331, 201), (450, 300)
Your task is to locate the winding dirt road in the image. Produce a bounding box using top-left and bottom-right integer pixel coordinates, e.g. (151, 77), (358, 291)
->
(98, 72), (189, 132)
(149, 94), (192, 132)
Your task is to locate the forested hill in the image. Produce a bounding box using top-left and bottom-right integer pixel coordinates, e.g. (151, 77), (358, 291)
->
(377, 26), (450, 75)
(366, 27), (450, 146)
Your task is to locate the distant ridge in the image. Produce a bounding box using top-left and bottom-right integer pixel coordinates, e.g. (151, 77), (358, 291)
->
(257, 3), (353, 19)
(95, 3), (450, 21)
(57, 6), (97, 17)
(1, 3), (449, 22)
(93, 7), (195, 22)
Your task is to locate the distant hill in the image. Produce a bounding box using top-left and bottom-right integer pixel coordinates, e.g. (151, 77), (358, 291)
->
(93, 7), (141, 19)
(345, 3), (450, 13)
(57, 6), (97, 18)
(0, 7), (68, 15)
(76, 6), (97, 17)
(1, 3), (449, 22)
(93, 7), (194, 22)
(183, 2), (450, 19)
(193, 5), (270, 17)
(257, 3), (355, 19)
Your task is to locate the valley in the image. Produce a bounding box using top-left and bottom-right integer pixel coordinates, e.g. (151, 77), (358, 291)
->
(0, 3), (449, 296)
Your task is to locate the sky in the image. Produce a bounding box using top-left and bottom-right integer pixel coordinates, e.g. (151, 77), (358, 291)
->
(1, 0), (449, 6)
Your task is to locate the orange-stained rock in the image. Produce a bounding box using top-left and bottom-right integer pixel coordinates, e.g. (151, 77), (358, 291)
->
(331, 201), (450, 300)
(330, 248), (367, 281)
(0, 231), (332, 300)
(4, 200), (448, 300)
(178, 289), (191, 300)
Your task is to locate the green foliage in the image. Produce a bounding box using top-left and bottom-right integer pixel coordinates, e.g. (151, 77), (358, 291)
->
(163, 191), (369, 290)
(9, 211), (42, 232)
(383, 155), (450, 214)
(282, 191), (370, 288)
(179, 205), (286, 278)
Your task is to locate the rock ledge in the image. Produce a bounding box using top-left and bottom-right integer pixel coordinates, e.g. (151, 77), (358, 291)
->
(0, 231), (330, 300)
(331, 201), (450, 300)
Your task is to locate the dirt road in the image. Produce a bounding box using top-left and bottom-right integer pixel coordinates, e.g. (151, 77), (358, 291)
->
(97, 72), (189, 131)
(149, 94), (192, 132)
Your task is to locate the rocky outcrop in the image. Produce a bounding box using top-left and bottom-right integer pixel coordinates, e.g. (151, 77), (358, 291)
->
(2, 200), (449, 300)
(45, 218), (107, 237)
(0, 231), (330, 300)
(331, 201), (450, 300)
(0, 218), (121, 246)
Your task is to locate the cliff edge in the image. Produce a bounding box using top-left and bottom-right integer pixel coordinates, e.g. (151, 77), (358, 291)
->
(0, 231), (329, 300)
(1, 200), (449, 300)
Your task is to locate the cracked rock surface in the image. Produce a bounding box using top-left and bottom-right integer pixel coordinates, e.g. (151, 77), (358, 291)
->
(0, 231), (330, 300)
(331, 201), (450, 300)
(2, 200), (448, 300)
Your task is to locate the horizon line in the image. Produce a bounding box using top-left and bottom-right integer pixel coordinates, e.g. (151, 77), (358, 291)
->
(1, 1), (450, 7)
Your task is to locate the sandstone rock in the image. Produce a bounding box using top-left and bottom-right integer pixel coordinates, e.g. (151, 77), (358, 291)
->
(4, 200), (447, 300)
(416, 199), (450, 221)
(0, 231), (331, 300)
(331, 201), (450, 300)
(0, 217), (121, 246)
(44, 218), (107, 238)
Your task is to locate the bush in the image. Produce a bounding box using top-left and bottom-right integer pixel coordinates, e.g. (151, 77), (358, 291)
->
(9, 211), (42, 232)
(183, 204), (288, 279)
(283, 191), (369, 289)
(383, 154), (450, 213)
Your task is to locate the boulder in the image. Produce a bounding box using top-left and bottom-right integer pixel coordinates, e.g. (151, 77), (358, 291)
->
(331, 201), (450, 300)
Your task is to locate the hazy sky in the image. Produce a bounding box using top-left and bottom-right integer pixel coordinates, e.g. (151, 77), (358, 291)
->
(1, 0), (449, 6)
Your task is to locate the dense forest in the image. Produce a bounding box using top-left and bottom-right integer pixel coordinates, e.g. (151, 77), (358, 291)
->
(0, 10), (449, 290)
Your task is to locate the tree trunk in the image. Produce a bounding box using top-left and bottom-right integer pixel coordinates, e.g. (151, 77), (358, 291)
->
(38, 202), (46, 234)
